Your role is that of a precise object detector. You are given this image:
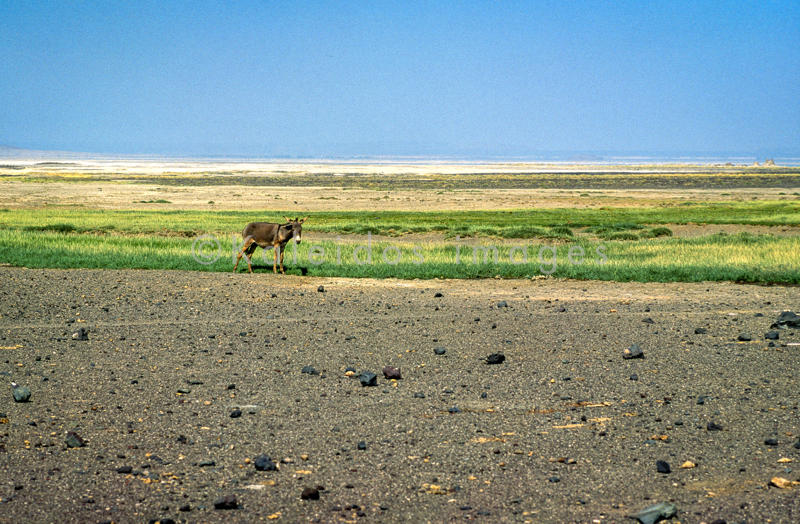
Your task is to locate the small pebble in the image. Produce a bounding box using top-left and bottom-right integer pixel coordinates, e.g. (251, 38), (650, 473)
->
(213, 494), (238, 510)
(359, 372), (377, 387)
(12, 386), (31, 403)
(485, 353), (505, 365)
(301, 486), (320, 500)
(623, 344), (644, 359)
(254, 454), (277, 471)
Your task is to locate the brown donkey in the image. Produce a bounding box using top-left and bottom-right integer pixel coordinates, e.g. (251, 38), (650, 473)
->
(233, 216), (308, 274)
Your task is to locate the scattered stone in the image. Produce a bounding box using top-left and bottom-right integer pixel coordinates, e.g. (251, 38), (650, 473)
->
(230, 409), (242, 418)
(357, 441), (367, 450)
(433, 347), (446, 355)
(642, 318), (654, 324)
(773, 310), (800, 329)
(681, 461), (696, 469)
(770, 477), (795, 489)
(65, 431), (85, 448)
(738, 333), (752, 341)
(635, 501), (677, 524)
(434, 292), (443, 297)
(383, 366), (401, 380)
(359, 372), (377, 387)
(11, 385), (31, 403)
(764, 438), (779, 446)
(254, 454), (277, 471)
(694, 327), (707, 334)
(317, 286), (325, 293)
(72, 328), (89, 341)
(413, 392), (425, 399)
(707, 421), (723, 431)
(765, 331), (779, 340)
(344, 367), (357, 377)
(794, 439), (800, 450)
(656, 460), (671, 474)
(630, 374), (639, 381)
(213, 494), (239, 510)
(301, 486), (321, 500)
(697, 396), (709, 405)
(301, 366), (319, 375)
(115, 466), (133, 474)
(448, 406), (462, 413)
(198, 460), (216, 467)
(485, 353), (505, 365)
(548, 476), (560, 483)
(179, 504), (191, 512)
(177, 389), (191, 394)
(496, 301), (507, 308)
(623, 344), (644, 359)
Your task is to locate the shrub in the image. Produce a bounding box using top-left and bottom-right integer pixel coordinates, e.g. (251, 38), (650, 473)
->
(641, 227), (673, 238)
(603, 232), (640, 241)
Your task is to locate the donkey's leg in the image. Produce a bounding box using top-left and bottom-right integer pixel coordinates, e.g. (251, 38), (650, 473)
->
(246, 244), (257, 274)
(272, 244), (280, 274)
(279, 246), (286, 274)
(233, 240), (254, 273)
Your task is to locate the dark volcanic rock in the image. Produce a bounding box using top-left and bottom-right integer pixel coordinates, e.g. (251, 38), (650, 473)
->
(485, 353), (505, 365)
(656, 460), (671, 473)
(774, 310), (800, 328)
(65, 431), (85, 448)
(764, 330), (779, 340)
(694, 327), (707, 334)
(254, 454), (277, 471)
(301, 486), (320, 500)
(737, 333), (752, 341)
(301, 366), (319, 375)
(622, 344), (644, 359)
(213, 494), (238, 510)
(433, 347), (447, 355)
(707, 421), (723, 431)
(12, 386), (31, 403)
(72, 328), (89, 341)
(230, 409), (242, 418)
(359, 372), (378, 387)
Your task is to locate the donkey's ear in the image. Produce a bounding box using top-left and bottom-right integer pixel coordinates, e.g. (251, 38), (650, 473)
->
(300, 216), (309, 223)
(283, 216), (291, 222)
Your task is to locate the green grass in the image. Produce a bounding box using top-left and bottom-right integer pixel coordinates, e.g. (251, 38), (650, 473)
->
(0, 229), (797, 283)
(0, 203), (797, 282)
(0, 201), (797, 238)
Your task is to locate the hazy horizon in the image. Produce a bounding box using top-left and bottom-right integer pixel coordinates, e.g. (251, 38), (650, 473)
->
(2, 1), (798, 159)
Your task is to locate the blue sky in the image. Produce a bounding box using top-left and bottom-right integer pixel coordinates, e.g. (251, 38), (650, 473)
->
(1, 0), (798, 157)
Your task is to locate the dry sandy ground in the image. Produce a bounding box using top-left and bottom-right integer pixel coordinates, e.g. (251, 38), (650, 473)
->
(1, 268), (799, 524)
(1, 158), (798, 213)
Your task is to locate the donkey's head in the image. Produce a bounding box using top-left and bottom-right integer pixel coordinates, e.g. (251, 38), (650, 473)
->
(282, 216), (308, 244)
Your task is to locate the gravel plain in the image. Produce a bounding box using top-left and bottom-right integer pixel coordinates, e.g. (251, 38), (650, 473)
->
(1, 267), (799, 524)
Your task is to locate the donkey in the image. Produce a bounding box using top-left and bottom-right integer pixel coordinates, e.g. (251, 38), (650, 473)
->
(233, 216), (308, 274)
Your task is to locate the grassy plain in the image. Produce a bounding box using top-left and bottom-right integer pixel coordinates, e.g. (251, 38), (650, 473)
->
(0, 159), (798, 282)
